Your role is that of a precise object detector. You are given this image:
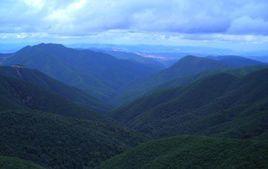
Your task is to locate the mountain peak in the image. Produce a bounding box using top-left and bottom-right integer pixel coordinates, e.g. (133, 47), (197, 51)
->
(34, 43), (66, 49)
(172, 55), (224, 68)
(17, 43), (67, 54)
(180, 55), (200, 60)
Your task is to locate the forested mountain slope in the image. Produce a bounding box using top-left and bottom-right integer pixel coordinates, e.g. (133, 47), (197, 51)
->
(0, 110), (144, 169)
(3, 43), (161, 101)
(112, 69), (268, 138)
(0, 66), (108, 112)
(0, 156), (45, 169)
(99, 136), (268, 169)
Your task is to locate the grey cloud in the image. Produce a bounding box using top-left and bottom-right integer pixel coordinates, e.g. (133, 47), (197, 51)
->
(0, 0), (268, 35)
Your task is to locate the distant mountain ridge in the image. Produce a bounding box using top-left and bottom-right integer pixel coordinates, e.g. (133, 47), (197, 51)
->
(0, 43), (267, 169)
(99, 50), (165, 69)
(111, 68), (268, 139)
(114, 55), (266, 105)
(3, 43), (162, 102)
(208, 55), (264, 68)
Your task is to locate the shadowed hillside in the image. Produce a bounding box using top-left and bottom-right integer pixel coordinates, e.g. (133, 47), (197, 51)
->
(3, 44), (162, 101)
(0, 70), (145, 169)
(99, 136), (268, 169)
(112, 69), (268, 138)
(115, 55), (266, 105)
(0, 156), (45, 169)
(0, 66), (109, 112)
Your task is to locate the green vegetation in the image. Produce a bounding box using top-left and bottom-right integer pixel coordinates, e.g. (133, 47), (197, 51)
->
(0, 50), (267, 169)
(0, 110), (144, 169)
(112, 69), (268, 139)
(0, 74), (100, 120)
(99, 136), (268, 169)
(0, 66), (109, 112)
(3, 43), (161, 102)
(0, 156), (45, 169)
(115, 55), (265, 105)
(0, 66), (144, 169)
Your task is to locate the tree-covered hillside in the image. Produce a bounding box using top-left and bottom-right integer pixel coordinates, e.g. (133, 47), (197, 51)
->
(3, 43), (161, 101)
(0, 74), (101, 120)
(115, 55), (266, 105)
(99, 136), (268, 169)
(112, 69), (268, 139)
(0, 68), (145, 169)
(0, 110), (144, 169)
(0, 156), (45, 169)
(0, 66), (109, 112)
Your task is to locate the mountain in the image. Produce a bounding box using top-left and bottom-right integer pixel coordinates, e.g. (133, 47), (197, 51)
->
(0, 53), (12, 64)
(252, 56), (268, 63)
(111, 69), (268, 138)
(115, 55), (266, 106)
(3, 43), (161, 101)
(209, 55), (264, 68)
(0, 66), (108, 112)
(0, 69), (145, 168)
(0, 156), (45, 169)
(0, 53), (13, 57)
(0, 73), (101, 120)
(0, 109), (144, 169)
(155, 64), (268, 91)
(114, 55), (230, 105)
(99, 136), (268, 169)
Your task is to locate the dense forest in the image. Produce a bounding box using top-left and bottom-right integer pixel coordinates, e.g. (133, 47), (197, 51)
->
(0, 44), (267, 169)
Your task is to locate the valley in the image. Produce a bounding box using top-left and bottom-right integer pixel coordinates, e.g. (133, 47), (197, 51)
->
(0, 43), (267, 169)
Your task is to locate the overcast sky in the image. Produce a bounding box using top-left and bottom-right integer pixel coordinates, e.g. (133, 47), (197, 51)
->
(1, 0), (268, 51)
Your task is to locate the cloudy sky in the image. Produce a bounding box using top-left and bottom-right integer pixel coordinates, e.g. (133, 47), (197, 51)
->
(1, 0), (268, 52)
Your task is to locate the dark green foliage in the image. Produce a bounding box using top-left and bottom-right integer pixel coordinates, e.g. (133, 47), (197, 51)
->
(0, 68), (145, 169)
(156, 65), (268, 90)
(3, 43), (160, 101)
(0, 156), (45, 169)
(0, 110), (144, 169)
(1, 47), (267, 169)
(0, 66), (109, 112)
(0, 74), (100, 120)
(112, 69), (268, 138)
(99, 136), (268, 169)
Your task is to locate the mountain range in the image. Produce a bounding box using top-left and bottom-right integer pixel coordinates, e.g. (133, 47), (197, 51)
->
(2, 43), (162, 102)
(0, 66), (144, 169)
(97, 50), (165, 69)
(111, 69), (268, 138)
(0, 66), (108, 113)
(114, 55), (265, 105)
(0, 43), (267, 169)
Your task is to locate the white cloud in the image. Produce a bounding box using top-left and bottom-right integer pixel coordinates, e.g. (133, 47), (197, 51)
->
(1, 0), (268, 34)
(22, 0), (45, 10)
(0, 0), (268, 47)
